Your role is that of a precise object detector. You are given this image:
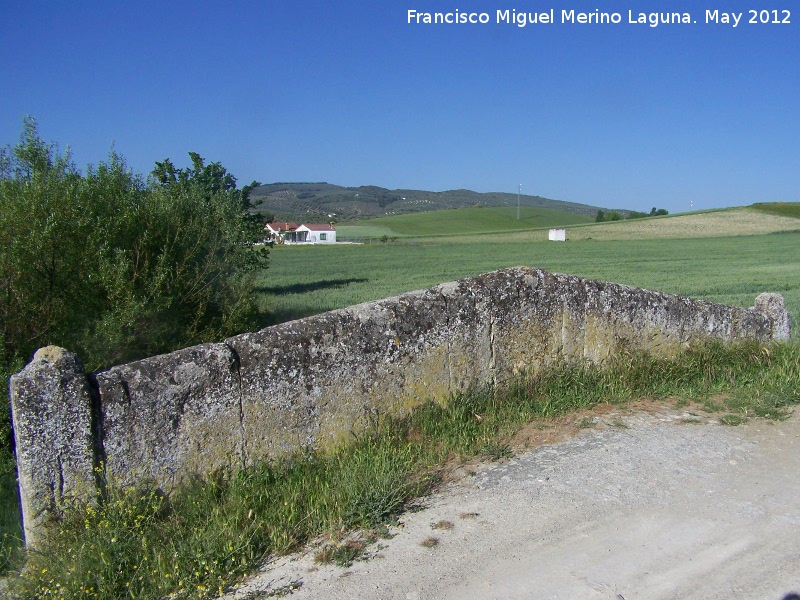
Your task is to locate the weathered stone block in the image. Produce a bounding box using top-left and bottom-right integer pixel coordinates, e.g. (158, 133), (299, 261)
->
(9, 347), (96, 547)
(227, 282), (489, 458)
(753, 292), (791, 340)
(95, 343), (243, 490)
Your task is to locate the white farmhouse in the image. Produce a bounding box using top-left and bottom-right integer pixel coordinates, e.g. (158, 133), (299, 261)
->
(296, 223), (337, 244)
(264, 222), (299, 243)
(548, 228), (566, 242)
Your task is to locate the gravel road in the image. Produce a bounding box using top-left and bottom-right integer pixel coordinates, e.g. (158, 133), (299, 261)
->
(224, 405), (800, 600)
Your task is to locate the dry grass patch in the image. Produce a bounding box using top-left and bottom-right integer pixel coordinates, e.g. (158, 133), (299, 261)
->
(572, 208), (800, 241)
(501, 207), (800, 243)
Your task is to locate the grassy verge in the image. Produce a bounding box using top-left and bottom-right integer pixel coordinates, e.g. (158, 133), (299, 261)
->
(4, 339), (799, 599)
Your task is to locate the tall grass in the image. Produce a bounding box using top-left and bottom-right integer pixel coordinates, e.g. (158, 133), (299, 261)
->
(6, 339), (799, 599)
(1, 451), (22, 575)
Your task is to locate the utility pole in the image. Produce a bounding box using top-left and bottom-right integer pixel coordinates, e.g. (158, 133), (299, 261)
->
(517, 184), (521, 220)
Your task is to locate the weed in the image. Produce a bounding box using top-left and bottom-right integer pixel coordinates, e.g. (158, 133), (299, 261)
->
(313, 546), (336, 565)
(369, 523), (397, 540)
(724, 390), (793, 421)
(480, 441), (513, 461)
(430, 520), (454, 530)
(608, 419), (628, 429)
(240, 580), (303, 599)
(720, 414), (746, 426)
(702, 400), (725, 413)
(459, 512), (480, 520)
(266, 580), (303, 598)
(576, 416), (596, 428)
(420, 537), (439, 548)
(317, 540), (369, 568)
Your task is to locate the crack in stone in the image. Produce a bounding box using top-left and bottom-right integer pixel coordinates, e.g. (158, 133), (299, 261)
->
(489, 304), (497, 386)
(56, 453), (65, 504)
(85, 371), (108, 502)
(225, 342), (248, 469)
(441, 289), (454, 397)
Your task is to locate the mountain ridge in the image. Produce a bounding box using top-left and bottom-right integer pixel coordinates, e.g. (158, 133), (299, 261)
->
(249, 182), (623, 222)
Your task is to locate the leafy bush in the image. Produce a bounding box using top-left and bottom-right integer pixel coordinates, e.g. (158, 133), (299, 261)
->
(1, 118), (268, 368)
(0, 118), (268, 445)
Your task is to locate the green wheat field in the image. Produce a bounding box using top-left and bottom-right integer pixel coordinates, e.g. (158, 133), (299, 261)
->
(257, 205), (800, 331)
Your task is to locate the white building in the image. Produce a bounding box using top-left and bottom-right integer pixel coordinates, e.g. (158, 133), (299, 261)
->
(264, 222), (299, 243)
(295, 223), (337, 244)
(548, 228), (566, 242)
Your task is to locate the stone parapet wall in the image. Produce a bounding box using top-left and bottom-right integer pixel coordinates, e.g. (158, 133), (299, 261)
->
(9, 267), (791, 547)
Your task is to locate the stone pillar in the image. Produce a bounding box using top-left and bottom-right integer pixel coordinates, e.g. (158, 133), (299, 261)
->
(9, 346), (97, 548)
(753, 293), (791, 340)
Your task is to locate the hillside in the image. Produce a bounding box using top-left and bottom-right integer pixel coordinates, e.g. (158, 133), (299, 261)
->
(336, 206), (594, 240)
(338, 204), (800, 242)
(248, 182), (615, 222)
(750, 201), (800, 219)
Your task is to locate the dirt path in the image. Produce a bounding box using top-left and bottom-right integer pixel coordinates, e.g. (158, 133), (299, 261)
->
(223, 406), (800, 600)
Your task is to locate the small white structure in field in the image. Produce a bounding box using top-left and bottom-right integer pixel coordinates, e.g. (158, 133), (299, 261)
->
(296, 223), (337, 244)
(548, 228), (566, 242)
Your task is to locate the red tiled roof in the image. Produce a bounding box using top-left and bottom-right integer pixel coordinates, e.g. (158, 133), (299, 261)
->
(265, 222), (299, 232)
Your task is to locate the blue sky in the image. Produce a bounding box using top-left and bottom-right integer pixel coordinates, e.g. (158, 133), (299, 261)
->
(2, 1), (797, 213)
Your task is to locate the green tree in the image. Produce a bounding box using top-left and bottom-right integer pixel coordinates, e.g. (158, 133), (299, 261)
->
(152, 152), (237, 197)
(595, 210), (605, 222)
(1, 119), (269, 450)
(241, 180), (262, 207)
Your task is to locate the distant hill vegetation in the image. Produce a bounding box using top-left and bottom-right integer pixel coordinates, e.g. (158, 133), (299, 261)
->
(248, 182), (618, 222)
(750, 202), (800, 219)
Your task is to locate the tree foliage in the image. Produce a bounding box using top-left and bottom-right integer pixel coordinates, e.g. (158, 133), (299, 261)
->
(240, 180), (262, 207)
(1, 119), (269, 445)
(595, 207), (669, 222)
